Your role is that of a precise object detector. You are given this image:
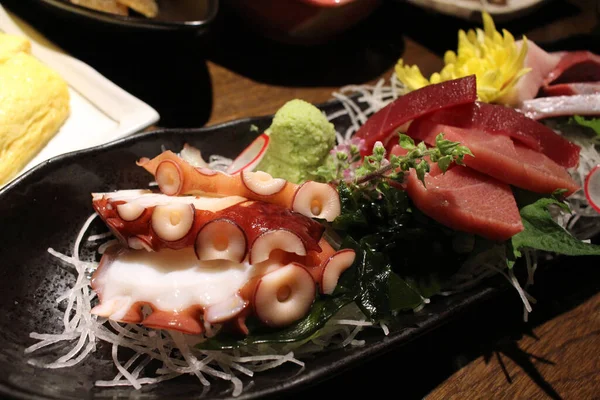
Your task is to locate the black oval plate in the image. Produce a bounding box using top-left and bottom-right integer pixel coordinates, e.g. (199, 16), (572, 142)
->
(0, 100), (510, 400)
(34, 0), (218, 31)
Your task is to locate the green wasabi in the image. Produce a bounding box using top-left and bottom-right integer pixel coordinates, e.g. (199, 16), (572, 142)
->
(256, 99), (336, 184)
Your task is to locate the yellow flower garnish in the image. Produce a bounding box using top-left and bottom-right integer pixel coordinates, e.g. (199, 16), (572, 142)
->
(395, 12), (531, 104)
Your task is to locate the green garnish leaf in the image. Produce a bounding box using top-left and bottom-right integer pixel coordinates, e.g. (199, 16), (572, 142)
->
(570, 115), (600, 135)
(415, 159), (429, 183)
(511, 196), (600, 259)
(399, 133), (416, 150)
(437, 155), (453, 173)
(388, 274), (423, 312)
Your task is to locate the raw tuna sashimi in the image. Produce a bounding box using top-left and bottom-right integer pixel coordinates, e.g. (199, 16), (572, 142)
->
(407, 120), (580, 196)
(404, 162), (523, 241)
(354, 75), (477, 155)
(422, 102), (580, 169)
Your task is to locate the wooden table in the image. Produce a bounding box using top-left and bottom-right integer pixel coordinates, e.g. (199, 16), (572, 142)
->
(4, 0), (599, 398)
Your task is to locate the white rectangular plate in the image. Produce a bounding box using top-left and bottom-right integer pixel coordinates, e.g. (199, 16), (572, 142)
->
(0, 5), (160, 185)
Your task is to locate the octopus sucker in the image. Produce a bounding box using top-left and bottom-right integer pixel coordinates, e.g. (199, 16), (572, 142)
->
(250, 229), (307, 265)
(155, 160), (184, 196)
(253, 263), (316, 328)
(136, 150), (341, 221)
(116, 202), (146, 222)
(292, 181), (341, 222)
(319, 250), (356, 295)
(90, 150), (356, 335)
(195, 219), (247, 263)
(241, 170), (287, 196)
(151, 203), (195, 242)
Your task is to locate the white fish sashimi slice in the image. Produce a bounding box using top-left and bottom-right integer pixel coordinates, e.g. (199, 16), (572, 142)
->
(519, 94), (600, 120)
(498, 40), (562, 107)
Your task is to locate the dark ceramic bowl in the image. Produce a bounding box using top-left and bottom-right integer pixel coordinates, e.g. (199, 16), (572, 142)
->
(34, 0), (218, 31)
(224, 0), (382, 45)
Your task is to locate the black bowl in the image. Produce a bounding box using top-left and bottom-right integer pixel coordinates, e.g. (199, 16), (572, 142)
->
(34, 0), (218, 31)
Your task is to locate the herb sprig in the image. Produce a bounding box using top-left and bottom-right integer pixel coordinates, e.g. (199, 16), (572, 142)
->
(314, 133), (473, 192)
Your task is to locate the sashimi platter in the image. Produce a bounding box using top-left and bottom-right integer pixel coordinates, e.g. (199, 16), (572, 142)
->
(25, 12), (600, 396)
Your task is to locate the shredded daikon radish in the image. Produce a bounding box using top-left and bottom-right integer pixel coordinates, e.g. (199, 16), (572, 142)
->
(87, 232), (113, 242)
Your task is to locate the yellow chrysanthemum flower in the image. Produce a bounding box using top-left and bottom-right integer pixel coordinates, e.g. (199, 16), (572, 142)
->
(395, 12), (531, 104)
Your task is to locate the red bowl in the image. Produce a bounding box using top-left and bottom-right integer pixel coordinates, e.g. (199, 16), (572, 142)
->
(226, 0), (383, 44)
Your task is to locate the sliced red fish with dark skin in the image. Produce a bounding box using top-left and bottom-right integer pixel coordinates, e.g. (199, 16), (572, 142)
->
(407, 120), (580, 196)
(403, 162), (523, 242)
(354, 75), (477, 156)
(542, 51), (600, 95)
(421, 102), (580, 169)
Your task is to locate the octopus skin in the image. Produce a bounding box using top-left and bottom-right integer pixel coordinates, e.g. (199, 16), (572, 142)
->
(91, 191), (325, 262)
(136, 150), (341, 222)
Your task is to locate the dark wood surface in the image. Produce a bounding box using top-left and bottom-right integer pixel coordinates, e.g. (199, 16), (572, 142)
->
(4, 0), (600, 398)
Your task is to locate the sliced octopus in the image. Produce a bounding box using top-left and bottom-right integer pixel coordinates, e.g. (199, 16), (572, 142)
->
(91, 192), (355, 335)
(92, 190), (325, 262)
(136, 150), (341, 222)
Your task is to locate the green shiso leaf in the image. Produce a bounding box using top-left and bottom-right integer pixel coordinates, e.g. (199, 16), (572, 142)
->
(570, 115), (600, 136)
(511, 191), (600, 259)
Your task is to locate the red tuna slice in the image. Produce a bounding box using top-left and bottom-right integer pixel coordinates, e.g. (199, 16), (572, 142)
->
(405, 163), (523, 241)
(408, 120), (580, 196)
(354, 75), (477, 156)
(423, 102), (580, 169)
(543, 51), (600, 97)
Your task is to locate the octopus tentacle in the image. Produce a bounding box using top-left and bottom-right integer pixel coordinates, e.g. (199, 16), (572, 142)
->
(91, 242), (355, 334)
(90, 188), (356, 335)
(137, 151), (341, 222)
(93, 192), (325, 257)
(141, 306), (205, 335)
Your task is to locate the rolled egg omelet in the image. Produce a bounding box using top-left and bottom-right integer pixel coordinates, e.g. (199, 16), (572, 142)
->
(0, 33), (70, 185)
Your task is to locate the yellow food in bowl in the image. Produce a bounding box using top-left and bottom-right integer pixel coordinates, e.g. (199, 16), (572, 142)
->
(0, 33), (70, 185)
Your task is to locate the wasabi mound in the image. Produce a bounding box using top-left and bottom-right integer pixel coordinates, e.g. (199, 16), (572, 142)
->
(256, 99), (336, 184)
